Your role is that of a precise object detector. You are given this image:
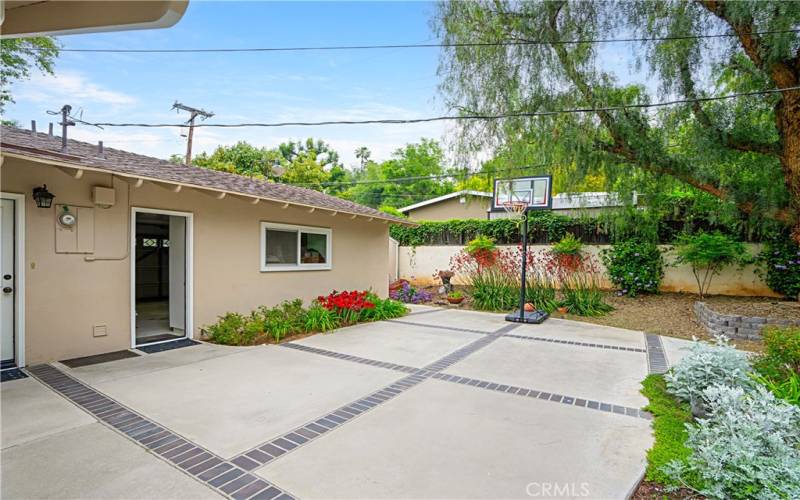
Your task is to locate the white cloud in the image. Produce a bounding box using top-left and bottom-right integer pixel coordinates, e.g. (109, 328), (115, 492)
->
(14, 71), (136, 107)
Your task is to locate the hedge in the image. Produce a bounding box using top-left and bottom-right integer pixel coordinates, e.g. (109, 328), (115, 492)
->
(390, 213), (609, 246)
(389, 213), (768, 247)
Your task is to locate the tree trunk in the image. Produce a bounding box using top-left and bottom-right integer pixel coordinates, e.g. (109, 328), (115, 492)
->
(778, 90), (800, 243)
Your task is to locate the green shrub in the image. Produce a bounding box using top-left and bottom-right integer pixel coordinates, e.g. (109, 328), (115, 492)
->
(663, 385), (800, 499)
(551, 233), (582, 256)
(471, 267), (518, 311)
(524, 275), (558, 313)
(559, 273), (613, 316)
(388, 214), (601, 247)
(673, 232), (751, 298)
(279, 299), (307, 333)
(601, 239), (664, 297)
(369, 297), (409, 321)
(758, 234), (800, 299)
(266, 314), (293, 342)
(305, 305), (340, 332)
(751, 372), (800, 406)
(640, 375), (697, 487)
(753, 326), (800, 379)
(205, 313), (258, 345)
(665, 336), (752, 403)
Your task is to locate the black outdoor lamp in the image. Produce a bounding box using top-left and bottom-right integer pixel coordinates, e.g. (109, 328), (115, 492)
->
(32, 185), (55, 208)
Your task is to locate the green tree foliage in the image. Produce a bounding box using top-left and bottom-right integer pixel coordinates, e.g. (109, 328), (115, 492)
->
(281, 152), (331, 191)
(1, 37), (59, 113)
(435, 1), (800, 239)
(344, 138), (455, 208)
(192, 141), (284, 179)
(190, 138), (350, 192)
(674, 232), (752, 298)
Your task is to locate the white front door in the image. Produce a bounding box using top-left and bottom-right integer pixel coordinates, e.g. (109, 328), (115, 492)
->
(1, 198), (16, 365)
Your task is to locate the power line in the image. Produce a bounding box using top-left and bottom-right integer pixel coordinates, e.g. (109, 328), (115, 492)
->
(82, 85), (800, 129)
(295, 163), (551, 188)
(41, 29), (800, 54)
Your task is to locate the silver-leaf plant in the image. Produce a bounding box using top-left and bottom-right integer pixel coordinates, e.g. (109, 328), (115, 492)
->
(663, 384), (800, 499)
(665, 336), (752, 403)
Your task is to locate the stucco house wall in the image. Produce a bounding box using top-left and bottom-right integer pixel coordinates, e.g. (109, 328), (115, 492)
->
(405, 196), (490, 221)
(3, 157), (390, 364)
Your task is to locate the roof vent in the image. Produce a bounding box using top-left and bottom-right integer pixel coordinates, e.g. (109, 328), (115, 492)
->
(30, 120), (36, 135)
(97, 141), (104, 157)
(49, 123), (54, 137)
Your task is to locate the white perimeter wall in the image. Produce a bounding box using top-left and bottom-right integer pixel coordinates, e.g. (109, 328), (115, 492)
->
(398, 244), (778, 297)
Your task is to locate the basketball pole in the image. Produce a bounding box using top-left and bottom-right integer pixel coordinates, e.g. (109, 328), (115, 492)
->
(518, 208), (528, 321)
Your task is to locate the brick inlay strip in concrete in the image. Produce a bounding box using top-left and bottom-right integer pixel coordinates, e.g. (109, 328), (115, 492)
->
(429, 372), (652, 420)
(231, 372), (428, 468)
(280, 343), (418, 373)
(231, 323), (520, 468)
(645, 333), (669, 374)
(27, 364), (294, 500)
(501, 333), (647, 353)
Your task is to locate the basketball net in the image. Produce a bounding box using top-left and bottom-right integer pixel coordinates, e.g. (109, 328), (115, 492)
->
(501, 192), (530, 220)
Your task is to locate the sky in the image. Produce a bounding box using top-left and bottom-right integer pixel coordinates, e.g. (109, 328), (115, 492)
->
(7, 1), (450, 168)
(7, 1), (650, 170)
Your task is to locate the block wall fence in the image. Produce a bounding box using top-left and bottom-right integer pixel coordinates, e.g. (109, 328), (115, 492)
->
(397, 244), (778, 298)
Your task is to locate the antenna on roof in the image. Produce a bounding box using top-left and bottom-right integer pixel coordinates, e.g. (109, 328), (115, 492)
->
(46, 105), (76, 152)
(172, 101), (213, 166)
(46, 105), (105, 152)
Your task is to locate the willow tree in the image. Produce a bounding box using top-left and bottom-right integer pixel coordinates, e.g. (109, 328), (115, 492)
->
(436, 1), (800, 239)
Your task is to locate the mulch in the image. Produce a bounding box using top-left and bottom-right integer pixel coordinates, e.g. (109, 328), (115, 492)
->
(419, 287), (800, 352)
(630, 480), (701, 499)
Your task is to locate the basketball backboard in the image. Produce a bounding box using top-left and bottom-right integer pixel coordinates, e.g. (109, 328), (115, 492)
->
(492, 176), (552, 212)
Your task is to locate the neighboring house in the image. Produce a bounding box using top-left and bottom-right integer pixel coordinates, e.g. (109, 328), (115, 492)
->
(489, 191), (632, 219)
(399, 190), (492, 221)
(0, 125), (412, 366)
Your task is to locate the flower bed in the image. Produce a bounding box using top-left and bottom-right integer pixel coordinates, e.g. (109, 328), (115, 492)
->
(449, 235), (612, 316)
(638, 330), (800, 498)
(203, 291), (408, 346)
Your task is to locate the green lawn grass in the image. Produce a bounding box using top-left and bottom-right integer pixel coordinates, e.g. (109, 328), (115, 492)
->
(640, 374), (697, 486)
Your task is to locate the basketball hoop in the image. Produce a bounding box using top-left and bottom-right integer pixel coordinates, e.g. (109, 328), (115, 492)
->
(501, 200), (529, 219)
(501, 192), (531, 220)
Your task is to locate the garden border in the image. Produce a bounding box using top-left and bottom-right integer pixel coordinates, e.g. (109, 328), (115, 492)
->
(693, 301), (799, 340)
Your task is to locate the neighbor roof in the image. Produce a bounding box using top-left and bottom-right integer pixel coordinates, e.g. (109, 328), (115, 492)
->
(552, 192), (627, 210)
(398, 190), (492, 214)
(1, 125), (411, 225)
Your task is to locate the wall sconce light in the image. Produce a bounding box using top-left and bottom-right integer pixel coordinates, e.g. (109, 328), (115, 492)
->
(32, 185), (55, 208)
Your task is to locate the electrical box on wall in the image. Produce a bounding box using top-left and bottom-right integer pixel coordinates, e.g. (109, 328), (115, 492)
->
(55, 204), (95, 253)
(92, 186), (116, 207)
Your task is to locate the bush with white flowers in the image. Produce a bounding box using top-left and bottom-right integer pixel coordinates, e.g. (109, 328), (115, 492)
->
(663, 384), (800, 499)
(665, 336), (752, 403)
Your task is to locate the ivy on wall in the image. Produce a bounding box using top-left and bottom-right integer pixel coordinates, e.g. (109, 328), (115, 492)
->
(390, 213), (608, 246)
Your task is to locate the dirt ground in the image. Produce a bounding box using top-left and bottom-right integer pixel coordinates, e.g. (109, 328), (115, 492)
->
(422, 285), (799, 352)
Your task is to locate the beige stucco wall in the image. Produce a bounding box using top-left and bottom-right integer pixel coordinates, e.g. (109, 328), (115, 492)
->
(405, 196), (490, 221)
(2, 157), (390, 364)
(398, 244), (778, 297)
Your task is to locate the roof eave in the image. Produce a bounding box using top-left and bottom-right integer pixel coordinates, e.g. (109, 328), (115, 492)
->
(1, 149), (415, 226)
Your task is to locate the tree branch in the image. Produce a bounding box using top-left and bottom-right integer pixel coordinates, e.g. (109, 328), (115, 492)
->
(678, 58), (780, 156)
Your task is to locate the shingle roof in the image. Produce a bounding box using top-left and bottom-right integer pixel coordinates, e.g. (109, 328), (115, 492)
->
(399, 190), (492, 213)
(1, 125), (412, 225)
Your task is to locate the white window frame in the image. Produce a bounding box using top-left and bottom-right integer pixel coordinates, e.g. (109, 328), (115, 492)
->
(260, 221), (332, 272)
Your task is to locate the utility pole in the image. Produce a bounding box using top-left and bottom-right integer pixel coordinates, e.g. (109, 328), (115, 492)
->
(172, 101), (213, 165)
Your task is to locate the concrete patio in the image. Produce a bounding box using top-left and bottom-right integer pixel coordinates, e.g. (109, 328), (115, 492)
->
(1, 307), (693, 499)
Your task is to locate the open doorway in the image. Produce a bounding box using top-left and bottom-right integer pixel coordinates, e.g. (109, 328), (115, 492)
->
(132, 209), (191, 347)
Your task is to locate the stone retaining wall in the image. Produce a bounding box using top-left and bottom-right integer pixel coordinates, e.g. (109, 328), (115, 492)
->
(693, 301), (799, 340)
